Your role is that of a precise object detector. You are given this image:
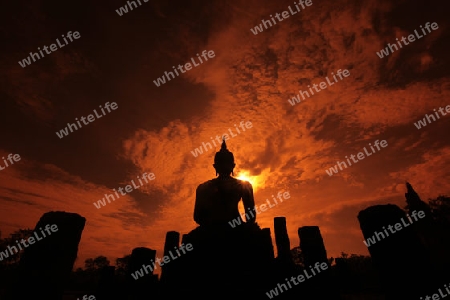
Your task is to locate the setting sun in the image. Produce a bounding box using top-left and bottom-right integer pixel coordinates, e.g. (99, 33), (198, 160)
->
(236, 170), (262, 191)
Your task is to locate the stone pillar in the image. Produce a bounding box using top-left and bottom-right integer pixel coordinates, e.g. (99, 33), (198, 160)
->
(160, 231), (180, 284)
(298, 226), (327, 267)
(298, 226), (335, 299)
(181, 234), (188, 244)
(261, 228), (275, 260)
(273, 217), (291, 262)
(127, 247), (158, 300)
(14, 211), (85, 300)
(405, 183), (448, 273)
(358, 204), (434, 299)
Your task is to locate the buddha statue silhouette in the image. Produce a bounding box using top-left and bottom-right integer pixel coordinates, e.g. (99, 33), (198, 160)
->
(194, 138), (256, 227)
(181, 141), (267, 298)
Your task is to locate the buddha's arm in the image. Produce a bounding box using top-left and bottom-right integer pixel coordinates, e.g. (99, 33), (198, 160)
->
(242, 182), (256, 223)
(194, 186), (204, 225)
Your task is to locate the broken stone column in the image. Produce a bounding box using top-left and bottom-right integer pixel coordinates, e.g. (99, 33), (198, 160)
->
(358, 204), (434, 299)
(405, 183), (448, 272)
(15, 211), (85, 300)
(298, 226), (327, 267)
(298, 226), (335, 299)
(181, 233), (188, 244)
(261, 227), (275, 260)
(127, 247), (158, 300)
(160, 231), (180, 284)
(273, 217), (291, 262)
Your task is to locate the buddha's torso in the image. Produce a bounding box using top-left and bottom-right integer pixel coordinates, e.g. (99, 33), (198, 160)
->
(196, 177), (251, 225)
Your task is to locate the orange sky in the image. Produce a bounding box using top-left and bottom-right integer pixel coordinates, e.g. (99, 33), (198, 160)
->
(1, 0), (449, 272)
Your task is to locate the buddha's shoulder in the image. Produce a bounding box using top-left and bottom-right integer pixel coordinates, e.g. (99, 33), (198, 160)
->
(229, 177), (252, 189)
(196, 177), (252, 190)
(196, 180), (216, 190)
(236, 178), (252, 187)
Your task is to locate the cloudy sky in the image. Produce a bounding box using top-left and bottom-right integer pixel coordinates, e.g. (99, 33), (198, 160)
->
(1, 0), (449, 270)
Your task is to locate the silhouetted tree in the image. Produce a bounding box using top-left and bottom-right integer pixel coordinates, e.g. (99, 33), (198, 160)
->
(0, 228), (33, 267)
(328, 256), (335, 266)
(334, 253), (376, 294)
(84, 258), (95, 271)
(290, 246), (304, 267)
(84, 256), (110, 272)
(429, 195), (450, 225)
(0, 228), (34, 299)
(94, 256), (110, 269)
(115, 254), (130, 276)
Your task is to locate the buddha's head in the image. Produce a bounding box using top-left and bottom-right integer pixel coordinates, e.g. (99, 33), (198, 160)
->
(213, 138), (235, 176)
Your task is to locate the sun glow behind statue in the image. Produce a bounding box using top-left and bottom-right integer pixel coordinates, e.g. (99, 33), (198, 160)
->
(236, 170), (262, 192)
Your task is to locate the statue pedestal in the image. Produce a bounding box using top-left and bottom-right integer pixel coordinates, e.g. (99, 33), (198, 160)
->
(165, 223), (274, 299)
